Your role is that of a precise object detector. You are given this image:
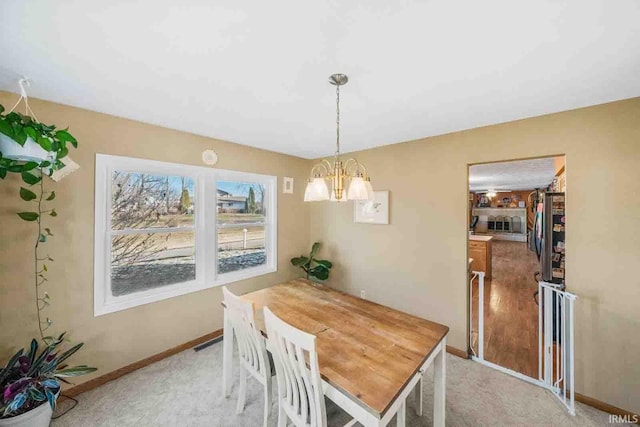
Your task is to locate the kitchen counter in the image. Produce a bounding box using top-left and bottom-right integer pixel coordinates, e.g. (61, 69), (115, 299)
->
(470, 235), (494, 242)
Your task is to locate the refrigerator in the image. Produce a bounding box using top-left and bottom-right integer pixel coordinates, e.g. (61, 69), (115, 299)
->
(534, 192), (566, 288)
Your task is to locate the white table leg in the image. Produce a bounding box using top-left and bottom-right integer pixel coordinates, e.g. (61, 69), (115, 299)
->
(223, 307), (234, 397)
(396, 399), (406, 427)
(433, 337), (446, 427)
(414, 376), (423, 416)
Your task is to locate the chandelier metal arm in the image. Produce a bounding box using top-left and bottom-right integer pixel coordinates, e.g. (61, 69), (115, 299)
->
(344, 158), (367, 177)
(309, 159), (334, 178)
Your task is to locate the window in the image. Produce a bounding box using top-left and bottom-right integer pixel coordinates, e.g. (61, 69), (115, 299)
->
(94, 155), (277, 316)
(216, 180), (268, 274)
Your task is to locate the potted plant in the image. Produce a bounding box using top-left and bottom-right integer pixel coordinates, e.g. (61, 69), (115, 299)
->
(0, 334), (96, 426)
(0, 96), (94, 426)
(290, 242), (333, 282)
(0, 104), (75, 178)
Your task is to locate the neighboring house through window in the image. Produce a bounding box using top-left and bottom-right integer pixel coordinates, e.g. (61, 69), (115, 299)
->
(94, 154), (277, 315)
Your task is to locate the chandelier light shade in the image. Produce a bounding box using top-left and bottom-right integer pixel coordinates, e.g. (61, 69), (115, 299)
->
(304, 177), (330, 201)
(304, 74), (373, 202)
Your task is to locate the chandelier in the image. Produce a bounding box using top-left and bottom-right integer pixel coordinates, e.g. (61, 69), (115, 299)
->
(304, 74), (373, 202)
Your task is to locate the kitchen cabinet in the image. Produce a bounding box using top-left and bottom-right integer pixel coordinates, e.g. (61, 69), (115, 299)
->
(469, 235), (493, 280)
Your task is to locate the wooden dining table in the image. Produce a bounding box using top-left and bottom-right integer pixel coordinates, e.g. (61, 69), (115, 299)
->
(222, 279), (449, 427)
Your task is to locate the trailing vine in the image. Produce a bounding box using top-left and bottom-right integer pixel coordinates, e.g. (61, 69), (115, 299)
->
(0, 97), (96, 421)
(1, 102), (75, 338)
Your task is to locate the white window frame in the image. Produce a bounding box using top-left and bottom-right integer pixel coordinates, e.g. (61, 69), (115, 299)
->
(94, 154), (277, 316)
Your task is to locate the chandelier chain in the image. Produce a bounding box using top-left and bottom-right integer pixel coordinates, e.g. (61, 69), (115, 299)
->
(335, 84), (340, 156)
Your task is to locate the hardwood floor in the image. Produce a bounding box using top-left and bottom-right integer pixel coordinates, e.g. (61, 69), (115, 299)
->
(471, 240), (540, 378)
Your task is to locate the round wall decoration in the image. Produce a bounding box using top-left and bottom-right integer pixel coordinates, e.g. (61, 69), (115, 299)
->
(202, 149), (218, 165)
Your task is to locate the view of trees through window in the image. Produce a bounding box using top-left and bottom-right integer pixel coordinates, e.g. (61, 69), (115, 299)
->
(216, 181), (267, 274)
(109, 174), (268, 296)
(110, 172), (196, 296)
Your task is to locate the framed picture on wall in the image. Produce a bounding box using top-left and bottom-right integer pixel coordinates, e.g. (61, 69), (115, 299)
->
(354, 190), (389, 225)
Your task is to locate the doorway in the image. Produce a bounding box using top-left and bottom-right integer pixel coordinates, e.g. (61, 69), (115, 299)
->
(467, 155), (566, 380)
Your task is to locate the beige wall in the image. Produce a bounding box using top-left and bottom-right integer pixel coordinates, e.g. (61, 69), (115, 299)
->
(0, 92), (310, 385)
(310, 97), (640, 414)
(2, 90), (638, 414)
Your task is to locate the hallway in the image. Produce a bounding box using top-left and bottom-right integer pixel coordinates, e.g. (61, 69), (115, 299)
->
(472, 240), (540, 378)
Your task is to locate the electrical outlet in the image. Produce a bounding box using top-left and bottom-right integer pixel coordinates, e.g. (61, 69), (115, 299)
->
(360, 290), (366, 299)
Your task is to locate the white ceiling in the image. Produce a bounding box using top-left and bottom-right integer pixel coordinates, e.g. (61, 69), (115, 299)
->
(469, 157), (557, 191)
(1, 1), (639, 159)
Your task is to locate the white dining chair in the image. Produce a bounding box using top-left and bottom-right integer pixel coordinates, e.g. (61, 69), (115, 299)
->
(222, 286), (272, 427)
(264, 307), (356, 427)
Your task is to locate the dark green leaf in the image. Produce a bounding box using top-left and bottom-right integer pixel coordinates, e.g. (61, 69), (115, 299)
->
(28, 338), (39, 366)
(313, 263), (329, 272)
(290, 256), (310, 267)
(19, 187), (37, 201)
(310, 266), (330, 281)
(24, 126), (37, 141)
(55, 342), (83, 365)
(45, 228), (53, 236)
(55, 129), (78, 148)
(315, 259), (333, 269)
(50, 209), (57, 217)
(21, 161), (39, 172)
(14, 128), (27, 146)
(21, 171), (41, 185)
(46, 191), (55, 201)
(17, 212), (39, 221)
(55, 366), (97, 377)
(41, 359), (58, 374)
(0, 349), (23, 385)
(0, 167), (6, 179)
(38, 136), (52, 151)
(0, 118), (15, 139)
(56, 376), (73, 385)
(57, 145), (68, 159)
(27, 346), (53, 377)
(309, 242), (321, 258)
(0, 104), (4, 114)
(5, 112), (20, 122)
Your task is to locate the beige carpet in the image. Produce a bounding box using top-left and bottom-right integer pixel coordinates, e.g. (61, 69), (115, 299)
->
(52, 341), (624, 426)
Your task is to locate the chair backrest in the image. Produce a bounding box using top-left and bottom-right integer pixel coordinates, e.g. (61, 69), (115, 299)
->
(222, 287), (269, 379)
(264, 307), (327, 427)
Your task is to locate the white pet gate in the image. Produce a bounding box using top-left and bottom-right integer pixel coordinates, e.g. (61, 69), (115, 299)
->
(469, 272), (577, 415)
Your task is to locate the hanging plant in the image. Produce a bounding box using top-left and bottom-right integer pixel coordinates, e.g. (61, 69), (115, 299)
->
(0, 104), (77, 179)
(0, 89), (92, 424)
(0, 98), (79, 337)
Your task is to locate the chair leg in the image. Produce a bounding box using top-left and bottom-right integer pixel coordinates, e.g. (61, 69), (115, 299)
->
(236, 366), (247, 414)
(263, 375), (272, 427)
(277, 400), (287, 427)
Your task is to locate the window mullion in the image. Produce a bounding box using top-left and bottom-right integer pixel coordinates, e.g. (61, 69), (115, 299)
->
(110, 226), (196, 236)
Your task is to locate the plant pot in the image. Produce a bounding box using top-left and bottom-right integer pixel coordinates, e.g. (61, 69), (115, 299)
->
(0, 133), (52, 163)
(0, 402), (52, 427)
